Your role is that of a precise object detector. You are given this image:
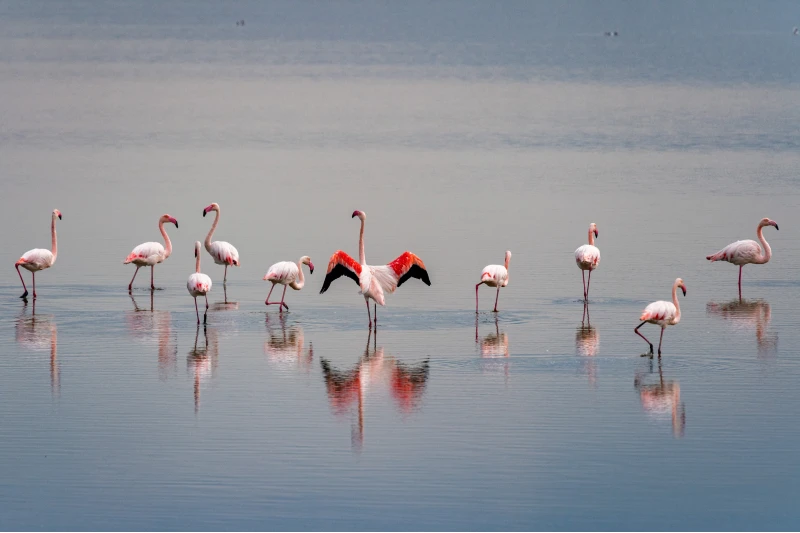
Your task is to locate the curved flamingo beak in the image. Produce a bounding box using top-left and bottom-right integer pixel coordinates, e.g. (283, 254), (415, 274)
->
(309, 262), (315, 274)
(170, 217), (178, 228)
(194, 248), (197, 258)
(352, 210), (360, 218)
(203, 205), (214, 217)
(772, 221), (780, 230)
(594, 229), (598, 238)
(57, 212), (62, 220)
(681, 286), (687, 296)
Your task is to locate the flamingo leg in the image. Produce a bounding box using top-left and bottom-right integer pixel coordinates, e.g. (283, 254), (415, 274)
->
(150, 266), (155, 290)
(204, 293), (209, 324)
(475, 283), (481, 313)
(194, 296), (200, 324)
(16, 264), (28, 299)
(32, 272), (37, 299)
(582, 270), (587, 300)
(264, 284), (276, 306)
(128, 265), (141, 292)
(635, 321), (654, 355)
(657, 327), (665, 356)
(224, 265), (228, 283)
(586, 270), (592, 301)
(738, 265), (743, 298)
(493, 285), (501, 313)
(279, 285), (288, 312)
(365, 298), (372, 329)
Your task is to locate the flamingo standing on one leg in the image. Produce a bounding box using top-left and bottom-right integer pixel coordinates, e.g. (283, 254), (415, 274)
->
(15, 209), (62, 299)
(320, 210), (431, 329)
(476, 251), (511, 313)
(706, 217), (778, 297)
(187, 241), (212, 324)
(635, 278), (687, 357)
(123, 214), (178, 291)
(263, 256), (314, 312)
(575, 222), (600, 301)
(202, 202), (240, 283)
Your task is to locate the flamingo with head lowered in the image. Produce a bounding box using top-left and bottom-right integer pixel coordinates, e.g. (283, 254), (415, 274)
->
(575, 222), (600, 301)
(15, 209), (62, 299)
(320, 210), (431, 329)
(706, 217), (778, 297)
(123, 214), (178, 291)
(202, 202), (240, 283)
(635, 278), (687, 357)
(476, 251), (511, 313)
(263, 256), (314, 311)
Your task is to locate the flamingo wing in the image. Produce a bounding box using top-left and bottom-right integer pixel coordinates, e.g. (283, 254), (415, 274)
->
(265, 261), (299, 284)
(388, 252), (431, 288)
(18, 248), (55, 269)
(187, 273), (212, 294)
(640, 300), (676, 322)
(209, 241), (240, 266)
(320, 251), (362, 293)
(575, 244), (600, 268)
(707, 239), (760, 264)
(124, 242), (166, 264)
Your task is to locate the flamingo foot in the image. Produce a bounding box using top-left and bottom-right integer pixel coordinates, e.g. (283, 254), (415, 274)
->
(492, 307), (498, 313)
(639, 344), (654, 357)
(19, 290), (28, 299)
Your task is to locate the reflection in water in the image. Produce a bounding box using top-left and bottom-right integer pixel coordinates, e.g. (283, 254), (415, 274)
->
(210, 284), (239, 312)
(575, 303), (599, 386)
(264, 314), (313, 374)
(634, 359), (686, 438)
(15, 300), (59, 396)
(320, 329), (429, 452)
(127, 293), (176, 379)
(707, 298), (777, 358)
(476, 316), (509, 382)
(187, 326), (219, 413)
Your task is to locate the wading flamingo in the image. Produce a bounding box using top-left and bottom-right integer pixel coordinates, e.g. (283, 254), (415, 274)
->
(575, 223), (600, 301)
(706, 217), (778, 296)
(320, 210), (431, 329)
(476, 251), (511, 313)
(123, 214), (178, 291)
(15, 209), (62, 299)
(187, 241), (212, 324)
(202, 202), (240, 282)
(635, 278), (687, 356)
(263, 256), (314, 311)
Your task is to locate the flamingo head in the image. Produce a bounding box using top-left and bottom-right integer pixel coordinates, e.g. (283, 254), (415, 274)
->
(676, 278), (687, 297)
(160, 214), (178, 228)
(504, 250), (512, 267)
(301, 256), (314, 274)
(203, 203), (220, 217)
(352, 210), (366, 221)
(590, 222), (598, 239)
(759, 218), (779, 231)
(53, 209), (62, 220)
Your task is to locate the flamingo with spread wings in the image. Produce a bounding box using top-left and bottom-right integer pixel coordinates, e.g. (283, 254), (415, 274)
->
(320, 210), (431, 328)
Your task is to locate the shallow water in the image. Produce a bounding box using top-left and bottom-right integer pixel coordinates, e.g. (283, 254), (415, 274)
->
(1, 1), (799, 530)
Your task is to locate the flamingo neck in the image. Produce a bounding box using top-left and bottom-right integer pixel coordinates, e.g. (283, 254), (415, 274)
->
(756, 224), (772, 263)
(358, 218), (366, 264)
(50, 213), (58, 259)
(205, 208), (220, 252)
(672, 282), (682, 322)
(292, 258), (306, 290)
(588, 228), (595, 246)
(504, 254), (510, 270)
(195, 247), (201, 273)
(160, 220), (173, 258)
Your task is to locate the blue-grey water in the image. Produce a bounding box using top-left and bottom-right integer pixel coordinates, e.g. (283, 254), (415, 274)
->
(1, 1), (799, 530)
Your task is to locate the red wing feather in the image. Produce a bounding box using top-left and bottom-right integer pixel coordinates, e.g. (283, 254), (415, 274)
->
(320, 251), (362, 293)
(388, 252), (431, 287)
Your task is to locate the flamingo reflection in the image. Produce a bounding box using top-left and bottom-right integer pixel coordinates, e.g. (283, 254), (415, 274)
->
(210, 284), (239, 312)
(634, 358), (686, 438)
(187, 325), (219, 413)
(320, 329), (429, 451)
(476, 316), (510, 382)
(127, 292), (176, 379)
(575, 303), (599, 386)
(707, 298), (777, 358)
(15, 300), (59, 396)
(264, 314), (313, 374)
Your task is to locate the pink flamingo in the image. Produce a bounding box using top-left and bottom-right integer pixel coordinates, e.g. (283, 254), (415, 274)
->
(635, 278), (687, 356)
(320, 210), (431, 329)
(476, 251), (511, 313)
(15, 209), (62, 299)
(202, 202), (240, 283)
(123, 214), (178, 291)
(187, 241), (213, 324)
(263, 256), (314, 311)
(706, 217), (778, 296)
(574, 222), (600, 301)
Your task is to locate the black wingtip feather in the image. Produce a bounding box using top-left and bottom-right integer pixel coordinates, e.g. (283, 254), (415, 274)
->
(320, 264), (360, 294)
(397, 264), (431, 288)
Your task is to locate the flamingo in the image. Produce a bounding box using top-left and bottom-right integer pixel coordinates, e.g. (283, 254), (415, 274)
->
(202, 202), (240, 282)
(475, 251), (511, 313)
(320, 210), (431, 329)
(123, 214), (178, 291)
(263, 256), (314, 311)
(706, 217), (778, 296)
(635, 278), (687, 356)
(187, 241), (213, 324)
(574, 222), (600, 301)
(15, 209), (62, 299)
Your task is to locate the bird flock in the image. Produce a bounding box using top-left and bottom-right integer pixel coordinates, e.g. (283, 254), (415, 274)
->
(14, 207), (779, 357)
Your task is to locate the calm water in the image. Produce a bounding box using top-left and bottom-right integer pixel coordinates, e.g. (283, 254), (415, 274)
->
(1, 1), (800, 530)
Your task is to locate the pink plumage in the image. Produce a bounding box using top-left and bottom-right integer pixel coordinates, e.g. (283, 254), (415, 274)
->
(476, 251), (511, 313)
(187, 241), (212, 324)
(124, 214), (178, 291)
(574, 222), (600, 301)
(635, 278), (687, 356)
(263, 257), (314, 311)
(707, 217), (778, 297)
(202, 202), (240, 283)
(15, 209), (62, 299)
